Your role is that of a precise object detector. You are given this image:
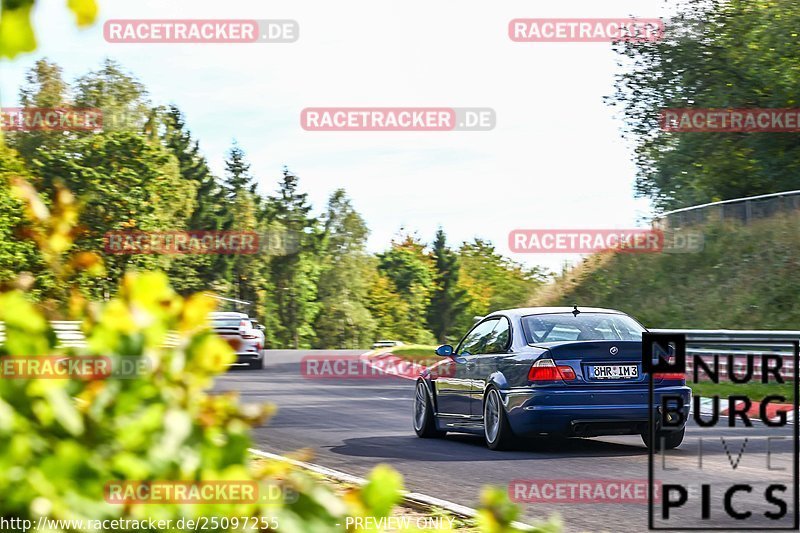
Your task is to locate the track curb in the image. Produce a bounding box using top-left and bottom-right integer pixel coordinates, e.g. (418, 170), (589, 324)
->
(693, 396), (795, 423)
(248, 447), (538, 531)
(359, 349), (440, 381)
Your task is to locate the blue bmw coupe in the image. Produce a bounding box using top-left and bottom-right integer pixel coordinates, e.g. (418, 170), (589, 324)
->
(413, 307), (690, 450)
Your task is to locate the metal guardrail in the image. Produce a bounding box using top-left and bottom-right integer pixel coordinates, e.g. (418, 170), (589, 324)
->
(652, 189), (800, 230)
(0, 321), (179, 349)
(1, 325), (797, 381)
(652, 328), (800, 343)
(651, 329), (799, 381)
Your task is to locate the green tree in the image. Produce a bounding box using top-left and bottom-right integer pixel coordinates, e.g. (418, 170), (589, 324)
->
(33, 131), (196, 300)
(161, 105), (227, 294)
(10, 59), (71, 165)
(0, 144), (44, 292)
(74, 59), (150, 132)
(427, 228), (469, 343)
(19, 57), (66, 107)
(223, 141), (257, 197)
(264, 168), (320, 348)
(377, 232), (436, 343)
(162, 105), (224, 230)
(313, 189), (375, 348)
(609, 0), (800, 210)
(458, 239), (549, 330)
(218, 142), (266, 309)
(365, 266), (415, 342)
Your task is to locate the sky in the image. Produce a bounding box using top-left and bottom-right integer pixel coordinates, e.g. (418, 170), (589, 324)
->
(0, 0), (682, 273)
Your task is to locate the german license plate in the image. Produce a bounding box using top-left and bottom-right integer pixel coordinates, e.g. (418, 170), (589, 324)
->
(590, 364), (638, 379)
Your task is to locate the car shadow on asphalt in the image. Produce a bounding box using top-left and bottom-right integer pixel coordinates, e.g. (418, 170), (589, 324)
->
(327, 434), (649, 461)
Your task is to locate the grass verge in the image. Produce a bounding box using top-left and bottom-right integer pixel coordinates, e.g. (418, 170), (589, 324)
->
(378, 345), (440, 360)
(690, 381), (795, 403)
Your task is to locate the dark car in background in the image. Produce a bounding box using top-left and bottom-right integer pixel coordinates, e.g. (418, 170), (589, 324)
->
(210, 311), (266, 369)
(413, 307), (690, 450)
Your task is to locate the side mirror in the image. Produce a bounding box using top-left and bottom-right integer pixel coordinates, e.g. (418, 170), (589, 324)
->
(257, 324), (265, 331)
(435, 344), (454, 357)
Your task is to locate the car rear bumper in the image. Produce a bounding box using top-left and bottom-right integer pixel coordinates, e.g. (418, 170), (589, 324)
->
(501, 385), (691, 437)
(234, 351), (263, 364)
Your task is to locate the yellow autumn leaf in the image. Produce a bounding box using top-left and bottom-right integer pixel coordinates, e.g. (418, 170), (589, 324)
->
(179, 293), (217, 333)
(99, 299), (137, 335)
(0, 3), (36, 59)
(10, 177), (49, 222)
(67, 0), (98, 27)
(190, 334), (235, 372)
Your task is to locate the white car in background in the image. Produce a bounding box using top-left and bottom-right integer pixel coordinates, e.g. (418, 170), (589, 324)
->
(210, 311), (265, 369)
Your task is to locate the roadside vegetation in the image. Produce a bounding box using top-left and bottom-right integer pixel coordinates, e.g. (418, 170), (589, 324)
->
(690, 382), (795, 404)
(0, 145), (558, 532)
(0, 4), (561, 532)
(609, 0), (800, 211)
(531, 213), (800, 330)
(540, 0), (800, 329)
(2, 0), (798, 529)
(374, 345), (440, 360)
(0, 60), (548, 350)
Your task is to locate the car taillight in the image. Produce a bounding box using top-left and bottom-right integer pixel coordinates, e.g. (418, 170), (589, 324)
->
(558, 365), (577, 380)
(239, 320), (258, 339)
(655, 372), (685, 382)
(528, 358), (576, 382)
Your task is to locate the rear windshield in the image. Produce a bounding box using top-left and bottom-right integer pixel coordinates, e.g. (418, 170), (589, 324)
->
(521, 312), (645, 343)
(211, 318), (245, 328)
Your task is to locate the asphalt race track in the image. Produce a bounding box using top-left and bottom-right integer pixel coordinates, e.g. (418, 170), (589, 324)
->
(213, 350), (798, 532)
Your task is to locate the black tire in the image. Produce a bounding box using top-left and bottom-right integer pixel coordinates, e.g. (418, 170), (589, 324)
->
(484, 388), (516, 450)
(642, 427), (685, 450)
(413, 381), (446, 438)
(249, 355), (265, 370)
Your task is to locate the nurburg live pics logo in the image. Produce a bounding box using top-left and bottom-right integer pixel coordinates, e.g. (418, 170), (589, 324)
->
(643, 332), (799, 530)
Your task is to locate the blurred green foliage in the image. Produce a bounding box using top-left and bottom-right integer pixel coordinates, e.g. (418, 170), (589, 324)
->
(0, 0), (97, 58)
(0, 174), (557, 532)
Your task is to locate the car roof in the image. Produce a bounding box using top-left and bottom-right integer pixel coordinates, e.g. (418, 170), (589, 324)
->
(486, 307), (627, 320)
(209, 311), (250, 318)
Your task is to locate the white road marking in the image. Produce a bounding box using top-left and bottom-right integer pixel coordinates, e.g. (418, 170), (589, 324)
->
(248, 447), (538, 531)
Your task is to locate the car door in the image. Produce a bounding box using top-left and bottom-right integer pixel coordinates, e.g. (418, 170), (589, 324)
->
(435, 318), (499, 418)
(469, 317), (512, 416)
